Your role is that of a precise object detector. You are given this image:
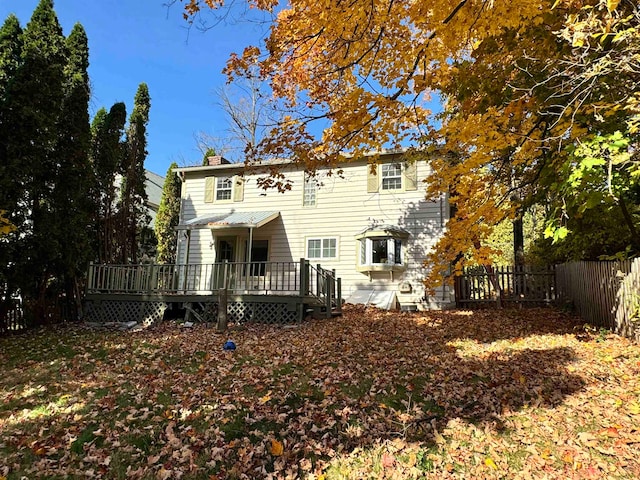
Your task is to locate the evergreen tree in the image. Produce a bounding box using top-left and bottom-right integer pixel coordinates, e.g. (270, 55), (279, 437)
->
(0, 14), (23, 328)
(119, 83), (150, 263)
(0, 14), (23, 237)
(5, 0), (67, 325)
(52, 22), (92, 319)
(202, 147), (216, 166)
(0, 14), (22, 96)
(0, 1), (155, 327)
(90, 103), (126, 263)
(155, 162), (181, 264)
(89, 107), (109, 261)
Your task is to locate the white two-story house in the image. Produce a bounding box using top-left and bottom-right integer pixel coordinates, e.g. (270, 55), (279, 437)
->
(174, 152), (452, 310)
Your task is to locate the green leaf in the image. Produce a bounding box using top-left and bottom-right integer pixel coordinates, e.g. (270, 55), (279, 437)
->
(581, 157), (605, 169)
(553, 226), (570, 243)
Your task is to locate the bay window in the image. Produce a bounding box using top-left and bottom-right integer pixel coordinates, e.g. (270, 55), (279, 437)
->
(361, 237), (403, 266)
(355, 225), (409, 276)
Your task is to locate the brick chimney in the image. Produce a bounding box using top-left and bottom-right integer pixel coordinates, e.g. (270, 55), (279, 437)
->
(207, 155), (230, 166)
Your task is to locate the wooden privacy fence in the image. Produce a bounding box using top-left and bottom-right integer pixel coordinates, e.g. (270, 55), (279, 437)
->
(556, 260), (640, 340)
(454, 265), (556, 307)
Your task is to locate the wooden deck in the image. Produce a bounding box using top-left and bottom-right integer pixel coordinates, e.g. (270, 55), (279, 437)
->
(84, 259), (342, 324)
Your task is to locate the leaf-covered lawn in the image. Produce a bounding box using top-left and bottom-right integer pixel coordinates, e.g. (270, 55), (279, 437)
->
(1, 306), (639, 479)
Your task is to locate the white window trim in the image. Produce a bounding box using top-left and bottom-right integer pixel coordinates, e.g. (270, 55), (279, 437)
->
(360, 237), (404, 266)
(306, 237), (338, 260)
(355, 228), (409, 275)
(216, 177), (233, 202)
(205, 175), (244, 203)
(381, 163), (403, 191)
(368, 161), (417, 194)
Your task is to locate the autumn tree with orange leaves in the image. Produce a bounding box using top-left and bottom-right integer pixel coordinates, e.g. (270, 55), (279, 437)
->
(179, 0), (640, 288)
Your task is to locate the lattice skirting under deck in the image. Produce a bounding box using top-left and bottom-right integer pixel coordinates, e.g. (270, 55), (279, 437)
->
(227, 302), (300, 324)
(85, 299), (301, 325)
(84, 300), (167, 326)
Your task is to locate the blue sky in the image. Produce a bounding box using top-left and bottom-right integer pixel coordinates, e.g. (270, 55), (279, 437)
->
(0, 0), (270, 176)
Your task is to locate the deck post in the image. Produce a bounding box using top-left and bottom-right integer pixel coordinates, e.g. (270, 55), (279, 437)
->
(135, 265), (143, 292)
(148, 264), (157, 293)
(87, 262), (94, 295)
(336, 277), (342, 313)
(217, 287), (228, 332)
(299, 258), (308, 296)
(325, 272), (333, 318)
(223, 260), (229, 289)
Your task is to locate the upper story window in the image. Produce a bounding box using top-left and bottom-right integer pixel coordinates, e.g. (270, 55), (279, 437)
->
(216, 177), (233, 201)
(204, 175), (244, 203)
(307, 237), (337, 259)
(381, 164), (402, 190)
(303, 176), (317, 206)
(367, 161), (418, 193)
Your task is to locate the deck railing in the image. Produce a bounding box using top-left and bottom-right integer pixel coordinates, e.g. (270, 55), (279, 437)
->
(454, 265), (556, 307)
(307, 263), (342, 315)
(86, 260), (341, 309)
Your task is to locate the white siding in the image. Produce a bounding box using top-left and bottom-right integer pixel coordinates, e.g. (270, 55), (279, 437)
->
(177, 156), (451, 308)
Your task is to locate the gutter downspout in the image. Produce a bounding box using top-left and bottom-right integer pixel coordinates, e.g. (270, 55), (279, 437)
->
(185, 230), (191, 265)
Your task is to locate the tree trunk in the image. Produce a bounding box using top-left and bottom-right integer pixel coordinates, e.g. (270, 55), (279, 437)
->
(513, 215), (525, 266)
(618, 197), (640, 252)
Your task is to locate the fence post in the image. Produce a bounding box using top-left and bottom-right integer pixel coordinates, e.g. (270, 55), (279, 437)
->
(495, 269), (502, 308)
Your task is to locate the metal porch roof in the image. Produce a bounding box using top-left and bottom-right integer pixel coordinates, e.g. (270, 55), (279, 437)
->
(177, 211), (280, 230)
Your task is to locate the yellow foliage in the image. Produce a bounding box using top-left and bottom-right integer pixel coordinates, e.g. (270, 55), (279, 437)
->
(269, 438), (284, 456)
(484, 457), (499, 470)
(607, 0), (621, 13)
(0, 210), (16, 236)
(183, 0), (640, 283)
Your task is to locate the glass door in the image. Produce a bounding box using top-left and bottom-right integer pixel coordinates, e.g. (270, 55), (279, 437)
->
(216, 238), (235, 262)
(248, 239), (269, 276)
(214, 237), (236, 289)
